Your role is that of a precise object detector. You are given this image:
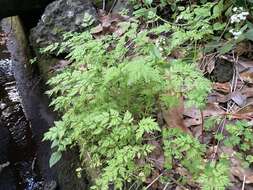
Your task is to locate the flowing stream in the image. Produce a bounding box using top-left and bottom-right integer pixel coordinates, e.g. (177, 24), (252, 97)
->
(0, 21), (57, 190)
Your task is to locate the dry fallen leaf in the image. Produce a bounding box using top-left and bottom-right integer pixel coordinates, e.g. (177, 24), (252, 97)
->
(230, 91), (247, 107)
(208, 92), (230, 103)
(145, 169), (161, 189)
(183, 107), (202, 127)
(206, 58), (216, 74)
(242, 88), (253, 99)
(91, 10), (129, 37)
(201, 54), (216, 74)
(240, 68), (253, 84)
(147, 139), (164, 170)
(183, 103), (225, 129)
(203, 103), (225, 117)
(236, 103), (253, 118)
(212, 82), (231, 94)
(238, 60), (253, 68)
(162, 97), (192, 134)
(91, 24), (103, 34)
(171, 48), (186, 59)
(235, 42), (252, 56)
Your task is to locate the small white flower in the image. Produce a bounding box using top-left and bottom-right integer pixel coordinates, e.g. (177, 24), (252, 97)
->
(232, 30), (242, 39)
(67, 11), (74, 18)
(229, 28), (242, 39)
(233, 7), (238, 12)
(235, 31), (242, 36)
(231, 15), (240, 23)
(242, 11), (249, 16)
(229, 29), (234, 33)
(239, 7), (243, 11)
(238, 13), (246, 21)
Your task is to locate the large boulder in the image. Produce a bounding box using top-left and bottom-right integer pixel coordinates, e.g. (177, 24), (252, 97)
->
(30, 0), (97, 51)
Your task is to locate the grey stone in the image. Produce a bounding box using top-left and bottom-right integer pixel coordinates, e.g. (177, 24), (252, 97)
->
(210, 58), (234, 83)
(43, 180), (57, 190)
(112, 0), (133, 15)
(30, 0), (98, 51)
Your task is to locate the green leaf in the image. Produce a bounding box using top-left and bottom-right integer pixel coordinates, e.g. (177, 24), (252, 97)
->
(151, 45), (162, 59)
(218, 42), (234, 54)
(244, 29), (253, 41)
(147, 8), (157, 19)
(136, 118), (160, 140)
(212, 0), (223, 18)
(49, 151), (62, 167)
(246, 155), (253, 163)
(213, 22), (225, 31)
(144, 0), (153, 5)
(51, 140), (58, 149)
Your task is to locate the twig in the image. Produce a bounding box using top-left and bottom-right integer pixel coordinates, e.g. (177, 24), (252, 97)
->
(201, 110), (204, 143)
(227, 53), (240, 113)
(241, 175), (246, 190)
(145, 172), (164, 189)
(162, 181), (170, 190)
(218, 20), (230, 41)
(103, 0), (106, 11)
(156, 15), (189, 26)
(109, 0), (118, 13)
(129, 181), (138, 190)
(168, 176), (188, 190)
(226, 52), (238, 113)
(211, 117), (226, 162)
(232, 52), (239, 92)
(228, 113), (253, 120)
(199, 53), (217, 74)
(236, 102), (253, 114)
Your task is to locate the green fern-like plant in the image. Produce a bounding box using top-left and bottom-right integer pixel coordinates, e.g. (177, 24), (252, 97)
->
(42, 2), (216, 189)
(163, 128), (230, 190)
(198, 159), (230, 190)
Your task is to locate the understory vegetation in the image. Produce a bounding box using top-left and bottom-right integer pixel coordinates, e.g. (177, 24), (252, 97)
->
(42, 0), (253, 189)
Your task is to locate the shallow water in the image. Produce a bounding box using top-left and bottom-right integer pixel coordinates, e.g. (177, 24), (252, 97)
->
(0, 31), (44, 189)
